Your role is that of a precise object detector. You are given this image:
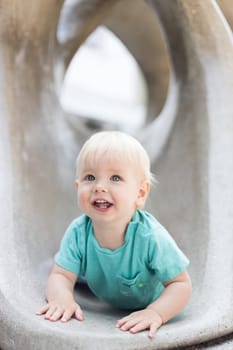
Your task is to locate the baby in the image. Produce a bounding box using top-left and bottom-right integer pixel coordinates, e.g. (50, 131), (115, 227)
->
(37, 131), (192, 338)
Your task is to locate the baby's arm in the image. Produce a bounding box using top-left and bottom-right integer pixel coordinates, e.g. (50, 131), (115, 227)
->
(36, 263), (83, 322)
(116, 269), (192, 338)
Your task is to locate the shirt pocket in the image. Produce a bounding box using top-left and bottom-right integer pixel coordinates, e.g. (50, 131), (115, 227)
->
(116, 271), (158, 307)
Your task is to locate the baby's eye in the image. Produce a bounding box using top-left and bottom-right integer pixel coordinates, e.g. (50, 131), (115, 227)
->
(111, 175), (122, 182)
(85, 174), (95, 181)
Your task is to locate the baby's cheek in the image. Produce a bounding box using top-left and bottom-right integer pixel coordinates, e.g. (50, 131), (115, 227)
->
(77, 191), (87, 209)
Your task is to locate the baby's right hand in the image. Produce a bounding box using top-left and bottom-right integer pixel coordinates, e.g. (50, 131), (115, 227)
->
(36, 300), (84, 322)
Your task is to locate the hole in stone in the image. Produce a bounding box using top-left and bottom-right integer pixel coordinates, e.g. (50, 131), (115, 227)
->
(60, 26), (148, 132)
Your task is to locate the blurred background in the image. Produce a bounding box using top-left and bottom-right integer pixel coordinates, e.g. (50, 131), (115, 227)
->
(61, 26), (148, 132)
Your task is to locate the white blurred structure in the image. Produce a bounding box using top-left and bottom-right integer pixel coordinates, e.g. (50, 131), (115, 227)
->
(61, 27), (148, 131)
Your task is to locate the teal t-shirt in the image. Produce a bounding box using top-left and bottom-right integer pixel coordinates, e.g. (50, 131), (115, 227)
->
(55, 210), (189, 310)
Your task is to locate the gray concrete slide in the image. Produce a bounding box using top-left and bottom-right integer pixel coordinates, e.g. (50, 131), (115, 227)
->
(1, 0), (233, 349)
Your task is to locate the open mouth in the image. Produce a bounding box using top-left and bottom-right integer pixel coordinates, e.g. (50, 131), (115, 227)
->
(93, 199), (113, 209)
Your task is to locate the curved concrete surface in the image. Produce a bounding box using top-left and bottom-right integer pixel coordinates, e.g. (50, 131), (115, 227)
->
(1, 0), (233, 349)
(218, 0), (233, 30)
(57, 0), (170, 124)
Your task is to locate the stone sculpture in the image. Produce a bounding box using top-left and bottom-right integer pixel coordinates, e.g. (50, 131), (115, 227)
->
(0, 0), (233, 349)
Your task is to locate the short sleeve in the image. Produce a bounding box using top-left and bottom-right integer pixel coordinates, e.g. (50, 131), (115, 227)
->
(148, 225), (189, 283)
(55, 219), (83, 275)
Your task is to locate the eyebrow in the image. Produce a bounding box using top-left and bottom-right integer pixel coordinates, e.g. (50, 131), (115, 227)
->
(82, 168), (124, 173)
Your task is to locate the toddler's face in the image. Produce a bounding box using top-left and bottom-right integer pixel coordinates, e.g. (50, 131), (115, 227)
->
(75, 156), (149, 227)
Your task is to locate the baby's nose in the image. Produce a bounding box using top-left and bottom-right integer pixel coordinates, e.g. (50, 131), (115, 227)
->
(94, 183), (108, 192)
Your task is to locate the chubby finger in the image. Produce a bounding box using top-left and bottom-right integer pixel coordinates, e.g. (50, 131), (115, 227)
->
(60, 305), (83, 322)
(36, 304), (50, 315)
(116, 314), (133, 328)
(119, 317), (141, 331)
(44, 305), (58, 320)
(50, 308), (64, 321)
(61, 309), (73, 322)
(148, 322), (160, 339)
(75, 308), (84, 321)
(129, 320), (149, 334)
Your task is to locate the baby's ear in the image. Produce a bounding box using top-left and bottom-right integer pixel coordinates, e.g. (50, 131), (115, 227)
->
(74, 179), (79, 189)
(136, 180), (150, 208)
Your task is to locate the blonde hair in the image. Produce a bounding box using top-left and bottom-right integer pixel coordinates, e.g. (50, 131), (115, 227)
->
(76, 131), (155, 184)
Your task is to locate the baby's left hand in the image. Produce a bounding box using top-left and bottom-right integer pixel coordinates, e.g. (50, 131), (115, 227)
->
(116, 308), (163, 339)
